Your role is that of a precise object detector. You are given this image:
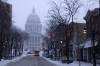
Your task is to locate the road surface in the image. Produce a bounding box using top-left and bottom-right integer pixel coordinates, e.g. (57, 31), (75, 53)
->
(6, 55), (57, 66)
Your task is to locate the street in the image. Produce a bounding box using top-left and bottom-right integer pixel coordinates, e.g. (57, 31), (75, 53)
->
(6, 55), (57, 66)
(0, 0), (99, 66)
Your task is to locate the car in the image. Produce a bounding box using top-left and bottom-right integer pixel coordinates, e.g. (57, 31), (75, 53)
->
(34, 51), (39, 56)
(27, 52), (33, 54)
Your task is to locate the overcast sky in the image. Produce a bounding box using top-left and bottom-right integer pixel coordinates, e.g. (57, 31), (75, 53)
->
(8, 0), (99, 30)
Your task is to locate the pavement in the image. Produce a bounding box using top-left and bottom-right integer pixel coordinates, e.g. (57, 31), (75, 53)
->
(6, 55), (57, 66)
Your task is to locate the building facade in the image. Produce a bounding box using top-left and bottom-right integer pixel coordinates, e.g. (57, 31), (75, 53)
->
(24, 9), (42, 53)
(45, 23), (73, 63)
(83, 8), (100, 63)
(69, 22), (86, 61)
(0, 0), (12, 60)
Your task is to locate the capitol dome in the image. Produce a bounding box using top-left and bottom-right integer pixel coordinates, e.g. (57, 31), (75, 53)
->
(24, 8), (42, 53)
(25, 8), (42, 34)
(26, 8), (40, 25)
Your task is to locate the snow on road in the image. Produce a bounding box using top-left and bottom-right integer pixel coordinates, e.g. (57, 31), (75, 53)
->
(1, 50), (100, 66)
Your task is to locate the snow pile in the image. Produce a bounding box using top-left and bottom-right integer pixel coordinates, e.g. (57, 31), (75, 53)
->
(0, 59), (10, 66)
(42, 57), (100, 66)
(0, 51), (29, 66)
(10, 54), (27, 63)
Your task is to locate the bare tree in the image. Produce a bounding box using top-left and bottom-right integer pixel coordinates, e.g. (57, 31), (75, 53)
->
(63, 0), (81, 64)
(48, 1), (66, 24)
(48, 0), (81, 25)
(45, 0), (81, 63)
(63, 0), (81, 22)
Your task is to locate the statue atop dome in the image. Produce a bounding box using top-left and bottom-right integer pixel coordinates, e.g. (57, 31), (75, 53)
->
(32, 7), (35, 14)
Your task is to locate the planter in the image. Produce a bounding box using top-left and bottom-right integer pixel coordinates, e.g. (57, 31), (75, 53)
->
(62, 60), (67, 63)
(61, 56), (67, 63)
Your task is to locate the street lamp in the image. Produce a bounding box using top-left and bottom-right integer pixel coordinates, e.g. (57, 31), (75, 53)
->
(83, 26), (87, 40)
(60, 41), (63, 44)
(83, 29), (87, 34)
(91, 15), (97, 66)
(92, 30), (96, 66)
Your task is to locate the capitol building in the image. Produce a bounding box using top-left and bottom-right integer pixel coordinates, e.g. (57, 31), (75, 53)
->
(24, 9), (42, 53)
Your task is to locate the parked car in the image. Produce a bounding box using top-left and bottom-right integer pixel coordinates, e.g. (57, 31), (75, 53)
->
(27, 51), (33, 54)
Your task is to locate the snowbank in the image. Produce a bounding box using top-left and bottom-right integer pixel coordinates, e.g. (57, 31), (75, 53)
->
(42, 56), (100, 66)
(0, 59), (10, 66)
(0, 51), (29, 66)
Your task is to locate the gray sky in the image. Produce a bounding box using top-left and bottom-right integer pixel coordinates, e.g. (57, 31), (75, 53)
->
(8, 0), (50, 30)
(8, 0), (99, 30)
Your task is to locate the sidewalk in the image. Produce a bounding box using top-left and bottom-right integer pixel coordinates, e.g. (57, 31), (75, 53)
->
(0, 51), (31, 66)
(42, 56), (100, 66)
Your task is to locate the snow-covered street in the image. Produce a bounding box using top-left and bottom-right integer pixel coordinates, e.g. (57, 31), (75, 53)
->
(0, 0), (100, 66)
(1, 54), (100, 66)
(0, 51), (57, 66)
(0, 51), (100, 66)
(5, 55), (57, 66)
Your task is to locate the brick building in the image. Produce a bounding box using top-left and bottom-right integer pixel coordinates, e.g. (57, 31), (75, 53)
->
(0, 0), (12, 60)
(84, 8), (100, 63)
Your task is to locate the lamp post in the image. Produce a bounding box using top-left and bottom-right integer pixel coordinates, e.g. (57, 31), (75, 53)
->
(78, 26), (87, 66)
(91, 15), (97, 66)
(60, 41), (63, 57)
(60, 40), (67, 63)
(60, 41), (63, 44)
(91, 23), (97, 66)
(92, 31), (96, 66)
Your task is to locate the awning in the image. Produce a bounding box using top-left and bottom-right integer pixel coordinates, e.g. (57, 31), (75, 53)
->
(79, 40), (98, 48)
(84, 40), (97, 48)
